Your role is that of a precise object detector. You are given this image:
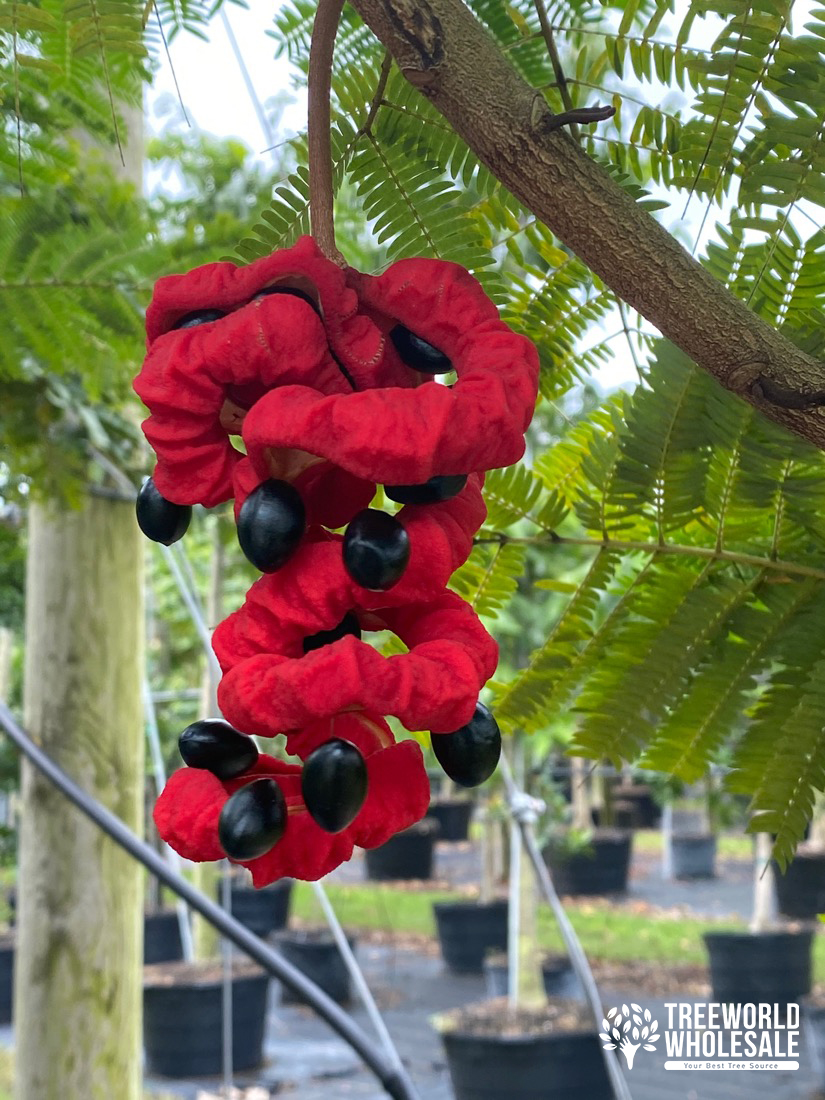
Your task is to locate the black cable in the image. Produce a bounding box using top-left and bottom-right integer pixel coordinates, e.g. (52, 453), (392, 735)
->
(0, 701), (420, 1100)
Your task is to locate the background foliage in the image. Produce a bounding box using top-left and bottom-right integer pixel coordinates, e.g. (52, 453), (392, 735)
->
(3, 0), (825, 864)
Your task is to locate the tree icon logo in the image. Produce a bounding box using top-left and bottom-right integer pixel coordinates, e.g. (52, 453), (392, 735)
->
(600, 1004), (660, 1069)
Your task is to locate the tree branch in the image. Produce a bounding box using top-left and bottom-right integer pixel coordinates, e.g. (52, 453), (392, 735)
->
(346, 0), (825, 451)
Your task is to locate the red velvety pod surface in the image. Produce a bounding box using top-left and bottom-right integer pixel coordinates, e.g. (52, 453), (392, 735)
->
(212, 538), (498, 738)
(154, 753), (355, 883)
(350, 738), (430, 849)
(135, 236), (382, 510)
(241, 258), (539, 486)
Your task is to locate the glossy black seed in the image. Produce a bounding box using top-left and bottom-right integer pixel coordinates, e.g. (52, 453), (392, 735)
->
(431, 702), (501, 788)
(178, 719), (258, 780)
(237, 479), (306, 573)
(173, 308), (227, 330)
(218, 779), (286, 862)
(342, 509), (410, 591)
(252, 285), (320, 317)
(390, 325), (452, 374)
(136, 478), (191, 546)
(384, 474), (468, 506)
(302, 613), (361, 654)
(301, 739), (368, 833)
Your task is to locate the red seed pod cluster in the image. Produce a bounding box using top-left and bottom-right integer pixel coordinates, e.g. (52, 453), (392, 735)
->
(136, 236), (539, 884)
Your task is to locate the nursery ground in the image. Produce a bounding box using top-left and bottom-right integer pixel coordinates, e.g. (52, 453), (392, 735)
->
(158, 832), (825, 1098)
(2, 831), (821, 1099)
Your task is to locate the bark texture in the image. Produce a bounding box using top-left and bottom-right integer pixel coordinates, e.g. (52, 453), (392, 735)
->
(348, 0), (825, 451)
(15, 497), (143, 1100)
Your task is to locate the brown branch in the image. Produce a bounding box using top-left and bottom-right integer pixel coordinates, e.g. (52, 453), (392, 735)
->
(531, 0), (578, 139)
(347, 0), (825, 451)
(308, 0), (346, 266)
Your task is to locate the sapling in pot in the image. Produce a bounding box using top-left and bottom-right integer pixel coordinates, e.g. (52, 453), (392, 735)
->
(433, 786), (509, 974)
(541, 757), (632, 896)
(774, 792), (825, 919)
(703, 832), (813, 1007)
(435, 738), (613, 1100)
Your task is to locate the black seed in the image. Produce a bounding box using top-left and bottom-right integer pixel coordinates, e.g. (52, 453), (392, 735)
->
(136, 478), (191, 545)
(301, 739), (368, 833)
(252, 285), (320, 317)
(302, 612), (361, 654)
(384, 474), (468, 506)
(390, 325), (452, 374)
(179, 719), (258, 780)
(237, 479), (306, 573)
(218, 779), (286, 861)
(342, 509), (410, 591)
(431, 702), (501, 788)
(173, 308), (227, 330)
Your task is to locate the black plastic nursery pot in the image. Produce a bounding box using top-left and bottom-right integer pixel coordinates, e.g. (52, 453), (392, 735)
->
(364, 818), (439, 881)
(616, 784), (661, 828)
(671, 834), (717, 880)
(543, 829), (632, 896)
(143, 909), (184, 965)
(0, 934), (13, 1025)
(274, 928), (356, 1005)
(592, 800), (638, 830)
(441, 1019), (612, 1100)
(775, 849), (825, 920)
(224, 878), (293, 938)
(703, 929), (814, 1006)
(426, 799), (473, 842)
(483, 953), (584, 1000)
(143, 962), (269, 1078)
(433, 899), (508, 973)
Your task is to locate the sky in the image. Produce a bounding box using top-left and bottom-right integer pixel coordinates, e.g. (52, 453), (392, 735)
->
(148, 4), (304, 160)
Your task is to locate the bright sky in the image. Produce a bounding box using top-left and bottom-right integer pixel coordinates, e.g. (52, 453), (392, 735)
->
(148, 4), (303, 158)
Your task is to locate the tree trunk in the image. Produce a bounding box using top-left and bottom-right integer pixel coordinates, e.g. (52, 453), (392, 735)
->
(750, 832), (777, 933)
(15, 496), (143, 1100)
(570, 757), (591, 832)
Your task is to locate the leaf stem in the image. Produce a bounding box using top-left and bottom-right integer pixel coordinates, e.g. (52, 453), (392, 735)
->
(474, 532), (825, 582)
(308, 0), (347, 266)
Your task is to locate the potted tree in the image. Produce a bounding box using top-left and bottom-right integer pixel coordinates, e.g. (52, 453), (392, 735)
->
(364, 816), (440, 880)
(427, 769), (475, 842)
(669, 770), (734, 880)
(703, 833), (813, 1007)
(273, 927), (357, 1005)
(435, 744), (612, 1099)
(433, 793), (509, 973)
(222, 866), (293, 938)
(541, 758), (632, 896)
(774, 794), (825, 919)
(143, 958), (270, 1077)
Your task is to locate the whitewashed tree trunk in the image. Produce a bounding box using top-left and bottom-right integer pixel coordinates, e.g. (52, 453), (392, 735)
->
(15, 496), (144, 1100)
(750, 832), (777, 933)
(571, 756), (591, 831)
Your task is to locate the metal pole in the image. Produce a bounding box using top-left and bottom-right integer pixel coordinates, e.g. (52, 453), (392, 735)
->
(142, 679), (194, 962)
(0, 700), (420, 1100)
(312, 880), (407, 1078)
